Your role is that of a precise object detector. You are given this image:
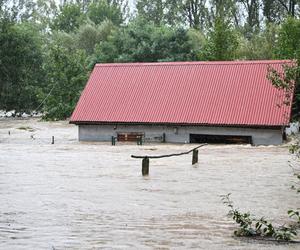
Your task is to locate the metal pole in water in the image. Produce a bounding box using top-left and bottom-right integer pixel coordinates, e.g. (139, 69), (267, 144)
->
(51, 136), (54, 144)
(142, 157), (149, 176)
(192, 149), (198, 165)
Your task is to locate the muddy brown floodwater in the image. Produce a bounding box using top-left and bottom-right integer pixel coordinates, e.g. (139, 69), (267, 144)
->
(0, 119), (299, 250)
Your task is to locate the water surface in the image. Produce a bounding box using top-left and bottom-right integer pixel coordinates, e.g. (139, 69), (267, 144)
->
(0, 119), (299, 249)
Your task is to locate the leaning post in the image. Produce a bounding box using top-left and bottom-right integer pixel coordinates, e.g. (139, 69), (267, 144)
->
(192, 149), (198, 165)
(142, 157), (149, 176)
(51, 136), (55, 144)
(162, 133), (166, 143)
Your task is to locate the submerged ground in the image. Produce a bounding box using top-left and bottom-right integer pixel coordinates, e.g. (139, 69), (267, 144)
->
(0, 119), (299, 249)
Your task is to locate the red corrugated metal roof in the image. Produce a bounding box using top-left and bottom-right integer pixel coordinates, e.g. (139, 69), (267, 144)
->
(70, 60), (293, 126)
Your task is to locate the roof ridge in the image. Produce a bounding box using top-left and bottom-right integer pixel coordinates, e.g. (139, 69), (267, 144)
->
(95, 60), (292, 67)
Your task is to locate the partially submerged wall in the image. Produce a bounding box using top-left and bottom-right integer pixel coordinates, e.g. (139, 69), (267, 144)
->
(78, 124), (283, 145)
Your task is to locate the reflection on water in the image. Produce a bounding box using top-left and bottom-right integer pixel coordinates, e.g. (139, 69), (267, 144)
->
(0, 119), (299, 249)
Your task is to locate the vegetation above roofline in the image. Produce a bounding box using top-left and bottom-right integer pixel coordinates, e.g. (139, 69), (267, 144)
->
(0, 0), (299, 120)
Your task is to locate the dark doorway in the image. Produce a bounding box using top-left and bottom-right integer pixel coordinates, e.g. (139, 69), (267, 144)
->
(190, 134), (252, 144)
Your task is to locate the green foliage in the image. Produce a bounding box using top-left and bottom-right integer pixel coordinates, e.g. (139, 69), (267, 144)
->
(88, 0), (123, 26)
(263, 0), (286, 23)
(288, 142), (300, 197)
(237, 0), (260, 38)
(42, 40), (88, 120)
(267, 17), (300, 119)
(289, 142), (300, 155)
(0, 19), (45, 111)
(51, 3), (85, 33)
(93, 18), (196, 63)
(136, 0), (183, 26)
(268, 62), (300, 118)
(136, 0), (164, 25)
(237, 24), (278, 60)
(187, 28), (207, 59)
(221, 194), (298, 241)
(288, 209), (300, 223)
(222, 129), (300, 242)
(184, 0), (208, 30)
(201, 16), (238, 61)
(76, 20), (115, 55)
(276, 17), (300, 60)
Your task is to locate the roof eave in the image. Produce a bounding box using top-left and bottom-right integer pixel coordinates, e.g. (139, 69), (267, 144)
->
(69, 120), (287, 129)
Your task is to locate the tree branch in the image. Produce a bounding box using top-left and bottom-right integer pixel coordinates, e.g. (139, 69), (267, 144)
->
(277, 0), (289, 12)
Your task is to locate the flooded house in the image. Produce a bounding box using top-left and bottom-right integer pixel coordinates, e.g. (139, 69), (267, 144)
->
(70, 60), (292, 145)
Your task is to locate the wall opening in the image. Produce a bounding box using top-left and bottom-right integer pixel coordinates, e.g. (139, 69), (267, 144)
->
(117, 132), (144, 142)
(190, 134), (252, 144)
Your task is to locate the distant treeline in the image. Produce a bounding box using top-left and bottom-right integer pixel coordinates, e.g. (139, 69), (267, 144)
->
(0, 0), (299, 120)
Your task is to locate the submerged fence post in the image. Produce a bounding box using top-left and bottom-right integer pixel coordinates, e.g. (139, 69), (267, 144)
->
(132, 144), (206, 176)
(192, 149), (198, 165)
(142, 157), (149, 176)
(51, 136), (54, 144)
(112, 136), (116, 146)
(162, 133), (166, 143)
(137, 136), (143, 146)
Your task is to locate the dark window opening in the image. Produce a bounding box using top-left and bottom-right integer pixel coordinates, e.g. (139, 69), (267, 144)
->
(190, 134), (252, 144)
(117, 132), (144, 142)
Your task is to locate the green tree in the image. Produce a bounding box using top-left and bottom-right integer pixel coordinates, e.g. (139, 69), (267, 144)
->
(263, 0), (286, 23)
(0, 0), (38, 21)
(187, 28), (207, 59)
(276, 0), (299, 17)
(87, 0), (124, 26)
(76, 20), (115, 55)
(42, 40), (88, 120)
(32, 0), (58, 30)
(51, 30), (77, 51)
(237, 0), (260, 38)
(137, 0), (184, 26)
(273, 17), (300, 118)
(137, 0), (164, 25)
(51, 2), (84, 33)
(237, 23), (278, 59)
(0, 19), (45, 111)
(276, 17), (300, 60)
(164, 0), (184, 25)
(208, 0), (241, 29)
(93, 19), (196, 63)
(184, 0), (209, 30)
(201, 15), (238, 60)
(263, 0), (300, 22)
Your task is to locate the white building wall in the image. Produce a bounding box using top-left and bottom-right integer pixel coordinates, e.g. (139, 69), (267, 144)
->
(78, 124), (283, 145)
